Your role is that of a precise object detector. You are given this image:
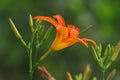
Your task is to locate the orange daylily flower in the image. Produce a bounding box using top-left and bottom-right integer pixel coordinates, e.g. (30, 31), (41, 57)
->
(34, 14), (96, 51)
(33, 14), (96, 60)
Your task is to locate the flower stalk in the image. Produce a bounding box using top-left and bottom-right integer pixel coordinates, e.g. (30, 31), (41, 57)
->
(40, 48), (53, 61)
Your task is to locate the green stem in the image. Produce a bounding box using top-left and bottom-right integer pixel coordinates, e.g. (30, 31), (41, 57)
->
(28, 32), (35, 80)
(40, 48), (53, 61)
(29, 49), (33, 80)
(19, 37), (27, 48)
(33, 47), (39, 64)
(101, 69), (105, 80)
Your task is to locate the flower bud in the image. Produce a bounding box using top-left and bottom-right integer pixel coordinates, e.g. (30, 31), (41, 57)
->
(75, 73), (82, 80)
(111, 41), (120, 62)
(83, 64), (91, 80)
(9, 18), (22, 39)
(37, 25), (44, 38)
(67, 72), (73, 80)
(104, 44), (111, 57)
(38, 66), (55, 80)
(43, 26), (53, 40)
(91, 45), (100, 62)
(106, 69), (116, 80)
(93, 77), (97, 80)
(29, 14), (34, 31)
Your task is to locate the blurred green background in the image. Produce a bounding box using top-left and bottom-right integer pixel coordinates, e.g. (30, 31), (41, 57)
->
(0, 0), (120, 80)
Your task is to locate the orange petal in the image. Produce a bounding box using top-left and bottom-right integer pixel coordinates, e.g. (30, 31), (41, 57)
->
(78, 38), (96, 47)
(33, 16), (58, 27)
(78, 38), (89, 47)
(84, 38), (96, 47)
(53, 14), (65, 26)
(67, 25), (80, 38)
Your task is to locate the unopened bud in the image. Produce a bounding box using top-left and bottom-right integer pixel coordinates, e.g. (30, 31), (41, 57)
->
(91, 45), (100, 62)
(75, 73), (82, 80)
(67, 72), (73, 80)
(111, 41), (120, 62)
(29, 14), (34, 32)
(83, 64), (91, 80)
(38, 26), (53, 48)
(104, 44), (111, 57)
(9, 18), (22, 39)
(38, 66), (55, 80)
(106, 69), (116, 80)
(37, 25), (44, 38)
(93, 77), (97, 80)
(43, 26), (53, 40)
